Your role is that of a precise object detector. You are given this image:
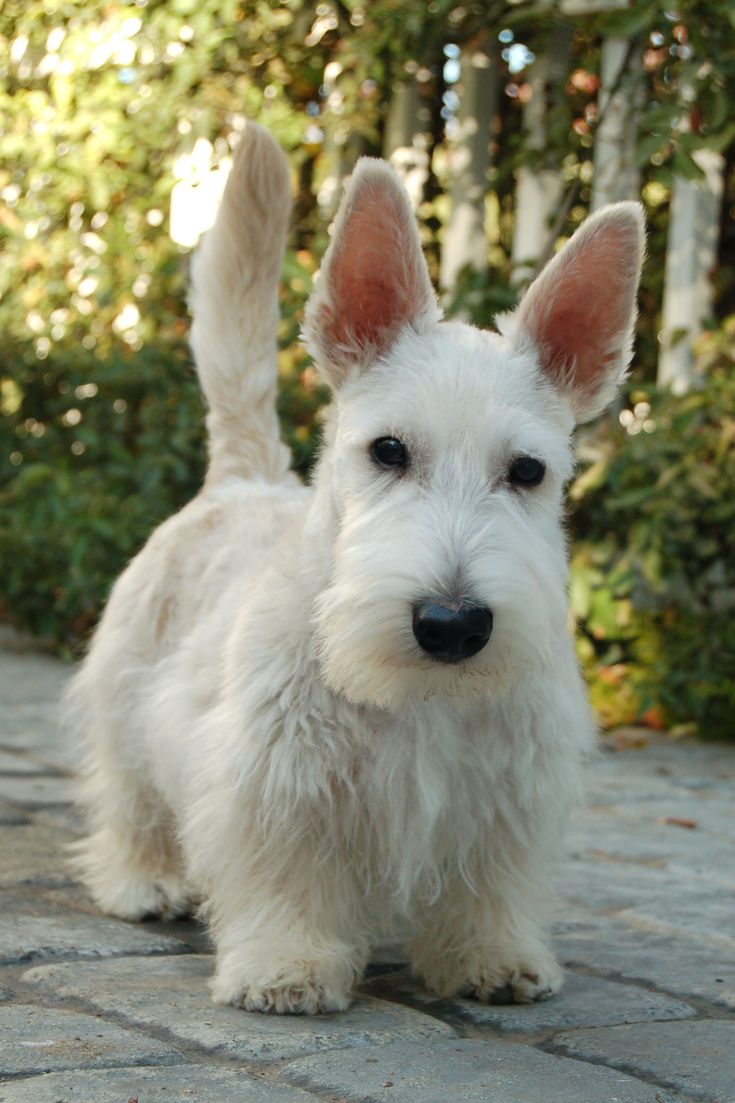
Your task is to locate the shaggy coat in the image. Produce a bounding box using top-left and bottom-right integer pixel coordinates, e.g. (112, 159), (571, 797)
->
(66, 123), (645, 1014)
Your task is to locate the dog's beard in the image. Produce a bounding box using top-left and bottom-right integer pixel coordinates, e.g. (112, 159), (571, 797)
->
(313, 490), (565, 712)
(313, 582), (553, 712)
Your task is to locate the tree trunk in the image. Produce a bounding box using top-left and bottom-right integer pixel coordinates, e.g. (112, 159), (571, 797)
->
(591, 36), (643, 211)
(440, 40), (499, 294)
(511, 26), (572, 286)
(383, 77), (429, 212)
(317, 62), (348, 221)
(658, 148), (725, 392)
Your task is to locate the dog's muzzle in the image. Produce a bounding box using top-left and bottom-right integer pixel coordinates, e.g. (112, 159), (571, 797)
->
(412, 599), (493, 664)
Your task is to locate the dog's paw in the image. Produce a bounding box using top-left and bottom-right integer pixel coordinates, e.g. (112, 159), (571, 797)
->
(93, 872), (193, 922)
(470, 955), (563, 1005)
(211, 966), (353, 1015)
(418, 943), (563, 1006)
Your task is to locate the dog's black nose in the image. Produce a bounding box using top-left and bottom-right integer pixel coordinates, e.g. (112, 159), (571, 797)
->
(412, 600), (493, 663)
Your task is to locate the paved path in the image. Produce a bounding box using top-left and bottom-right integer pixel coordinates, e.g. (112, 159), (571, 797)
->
(1, 646), (734, 1102)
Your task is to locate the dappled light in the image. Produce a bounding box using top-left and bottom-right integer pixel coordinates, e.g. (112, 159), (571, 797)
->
(0, 0), (733, 736)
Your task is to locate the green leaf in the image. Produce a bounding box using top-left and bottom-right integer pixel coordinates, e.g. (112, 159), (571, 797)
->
(672, 148), (706, 181)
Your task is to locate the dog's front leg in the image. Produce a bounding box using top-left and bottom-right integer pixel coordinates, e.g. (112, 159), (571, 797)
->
(409, 843), (563, 1005)
(204, 837), (367, 1015)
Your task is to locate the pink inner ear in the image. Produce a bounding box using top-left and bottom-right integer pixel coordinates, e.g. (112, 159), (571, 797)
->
(523, 218), (640, 394)
(325, 180), (423, 358)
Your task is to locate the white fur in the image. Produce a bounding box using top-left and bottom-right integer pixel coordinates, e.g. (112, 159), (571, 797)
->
(65, 124), (645, 1015)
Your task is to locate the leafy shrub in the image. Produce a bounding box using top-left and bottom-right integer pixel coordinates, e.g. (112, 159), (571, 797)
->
(3, 278), (733, 746)
(0, 248), (329, 651)
(569, 344), (735, 740)
(3, 309), (734, 747)
(0, 336), (206, 647)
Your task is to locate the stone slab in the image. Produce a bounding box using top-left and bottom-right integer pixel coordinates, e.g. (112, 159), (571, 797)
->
(366, 968), (696, 1034)
(279, 1037), (678, 1102)
(0, 774), (75, 807)
(25, 955), (453, 1063)
(0, 1065), (315, 1103)
(557, 916), (735, 1010)
(553, 1019), (735, 1102)
(0, 703), (62, 744)
(0, 731), (78, 773)
(559, 860), (735, 941)
(0, 651), (71, 707)
(34, 887), (221, 958)
(0, 698), (76, 772)
(596, 732), (735, 784)
(0, 799), (29, 825)
(0, 749), (48, 775)
(565, 825), (735, 879)
(0, 1004), (177, 1077)
(617, 899), (735, 946)
(584, 791), (735, 842)
(30, 803), (85, 834)
(0, 911), (190, 965)
(0, 822), (77, 887)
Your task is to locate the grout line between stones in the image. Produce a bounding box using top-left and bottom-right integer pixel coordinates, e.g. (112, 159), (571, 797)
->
(0, 1054), (188, 1086)
(562, 961), (735, 1020)
(0, 1064), (335, 1103)
(3, 974), (460, 1085)
(537, 1038), (703, 1103)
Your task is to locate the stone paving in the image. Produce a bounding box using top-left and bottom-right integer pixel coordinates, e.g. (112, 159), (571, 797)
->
(1, 644), (734, 1102)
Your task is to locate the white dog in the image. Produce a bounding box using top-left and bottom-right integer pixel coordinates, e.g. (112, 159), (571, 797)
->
(66, 122), (644, 1015)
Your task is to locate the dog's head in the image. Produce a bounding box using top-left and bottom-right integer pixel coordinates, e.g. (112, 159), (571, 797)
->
(303, 160), (644, 710)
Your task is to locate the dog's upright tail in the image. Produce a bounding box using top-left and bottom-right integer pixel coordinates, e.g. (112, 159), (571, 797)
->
(189, 122), (292, 485)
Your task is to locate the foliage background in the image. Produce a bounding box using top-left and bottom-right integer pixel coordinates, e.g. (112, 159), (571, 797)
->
(1, 0), (733, 736)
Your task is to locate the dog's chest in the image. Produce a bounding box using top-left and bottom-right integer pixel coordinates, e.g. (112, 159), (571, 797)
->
(327, 697), (518, 818)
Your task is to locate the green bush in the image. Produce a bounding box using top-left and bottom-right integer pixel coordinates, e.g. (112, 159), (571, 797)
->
(0, 336), (206, 647)
(2, 0), (733, 742)
(3, 285), (733, 744)
(569, 338), (735, 740)
(0, 252), (327, 651)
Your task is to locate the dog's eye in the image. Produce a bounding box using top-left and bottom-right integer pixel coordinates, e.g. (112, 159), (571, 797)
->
(370, 437), (408, 470)
(508, 455), (545, 488)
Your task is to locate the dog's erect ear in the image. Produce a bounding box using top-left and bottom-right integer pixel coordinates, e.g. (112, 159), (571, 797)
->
(500, 202), (645, 423)
(303, 159), (441, 385)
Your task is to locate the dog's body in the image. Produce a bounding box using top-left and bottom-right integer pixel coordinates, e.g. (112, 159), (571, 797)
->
(66, 123), (644, 1014)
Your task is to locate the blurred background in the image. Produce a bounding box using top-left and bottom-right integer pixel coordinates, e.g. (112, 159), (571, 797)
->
(0, 0), (733, 737)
